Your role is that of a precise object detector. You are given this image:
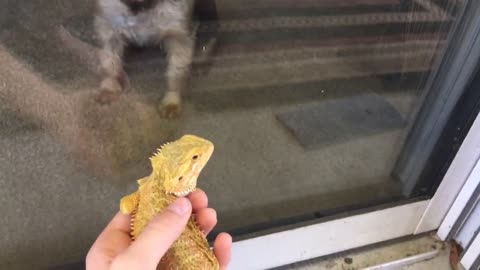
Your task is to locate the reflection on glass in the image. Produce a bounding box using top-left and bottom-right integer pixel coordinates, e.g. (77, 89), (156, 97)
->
(0, 0), (469, 268)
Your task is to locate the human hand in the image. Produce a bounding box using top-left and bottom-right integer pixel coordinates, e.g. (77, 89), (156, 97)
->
(86, 190), (232, 270)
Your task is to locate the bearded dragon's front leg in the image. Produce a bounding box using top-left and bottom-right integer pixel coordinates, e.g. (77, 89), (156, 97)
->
(120, 192), (139, 214)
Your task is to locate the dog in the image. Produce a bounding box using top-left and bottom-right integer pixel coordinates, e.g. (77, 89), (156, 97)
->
(94, 0), (196, 118)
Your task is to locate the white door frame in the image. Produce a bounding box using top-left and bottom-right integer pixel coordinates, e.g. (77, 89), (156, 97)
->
(437, 157), (480, 241)
(461, 234), (480, 270)
(416, 112), (480, 235)
(228, 111), (480, 270)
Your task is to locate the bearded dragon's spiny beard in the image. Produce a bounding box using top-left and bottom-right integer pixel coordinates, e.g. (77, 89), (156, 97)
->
(149, 135), (214, 197)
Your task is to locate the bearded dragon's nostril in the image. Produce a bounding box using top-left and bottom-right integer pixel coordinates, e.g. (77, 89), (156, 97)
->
(192, 155), (199, 160)
(178, 176), (183, 181)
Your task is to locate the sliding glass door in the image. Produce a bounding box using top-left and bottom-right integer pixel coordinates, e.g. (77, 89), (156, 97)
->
(226, 0), (480, 268)
(1, 0), (479, 269)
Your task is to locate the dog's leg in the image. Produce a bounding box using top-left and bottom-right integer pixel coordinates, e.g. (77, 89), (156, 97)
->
(159, 32), (194, 118)
(95, 19), (128, 104)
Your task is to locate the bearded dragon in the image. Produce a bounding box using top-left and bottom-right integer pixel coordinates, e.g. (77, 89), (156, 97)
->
(119, 134), (219, 269)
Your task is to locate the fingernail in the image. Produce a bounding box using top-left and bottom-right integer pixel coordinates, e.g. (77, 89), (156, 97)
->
(167, 197), (190, 216)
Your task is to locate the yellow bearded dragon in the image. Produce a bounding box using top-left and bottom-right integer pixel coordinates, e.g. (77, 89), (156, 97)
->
(119, 135), (219, 269)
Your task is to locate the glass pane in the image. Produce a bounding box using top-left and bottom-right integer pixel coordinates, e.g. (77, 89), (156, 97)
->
(0, 0), (475, 268)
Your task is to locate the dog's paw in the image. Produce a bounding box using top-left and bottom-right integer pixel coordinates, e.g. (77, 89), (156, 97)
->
(94, 78), (123, 104)
(95, 89), (121, 104)
(158, 92), (182, 119)
(159, 103), (182, 119)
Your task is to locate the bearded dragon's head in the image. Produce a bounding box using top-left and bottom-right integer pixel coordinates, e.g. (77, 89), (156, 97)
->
(150, 135), (214, 197)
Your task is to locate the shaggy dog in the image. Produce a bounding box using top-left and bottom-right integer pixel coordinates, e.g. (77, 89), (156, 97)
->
(94, 0), (196, 118)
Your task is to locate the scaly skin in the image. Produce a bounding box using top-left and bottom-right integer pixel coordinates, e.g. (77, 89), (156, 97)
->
(119, 135), (219, 270)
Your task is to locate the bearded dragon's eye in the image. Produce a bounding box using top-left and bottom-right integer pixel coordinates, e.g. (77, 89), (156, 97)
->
(192, 155), (199, 160)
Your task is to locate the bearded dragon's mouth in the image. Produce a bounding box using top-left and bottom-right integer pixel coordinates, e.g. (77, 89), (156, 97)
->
(172, 187), (195, 197)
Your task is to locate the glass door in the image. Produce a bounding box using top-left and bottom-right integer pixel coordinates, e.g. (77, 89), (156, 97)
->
(226, 0), (480, 268)
(0, 0), (479, 269)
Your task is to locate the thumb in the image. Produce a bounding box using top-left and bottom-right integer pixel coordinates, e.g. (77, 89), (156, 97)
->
(114, 197), (192, 269)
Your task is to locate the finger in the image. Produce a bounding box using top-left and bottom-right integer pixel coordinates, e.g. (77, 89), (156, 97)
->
(86, 212), (133, 269)
(114, 197), (191, 269)
(194, 208), (217, 235)
(214, 233), (232, 270)
(188, 189), (208, 212)
(103, 211), (133, 234)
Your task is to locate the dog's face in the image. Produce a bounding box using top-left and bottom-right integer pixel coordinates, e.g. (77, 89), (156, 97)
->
(120, 0), (158, 13)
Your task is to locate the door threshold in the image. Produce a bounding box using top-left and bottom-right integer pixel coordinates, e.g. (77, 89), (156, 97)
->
(273, 233), (455, 270)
